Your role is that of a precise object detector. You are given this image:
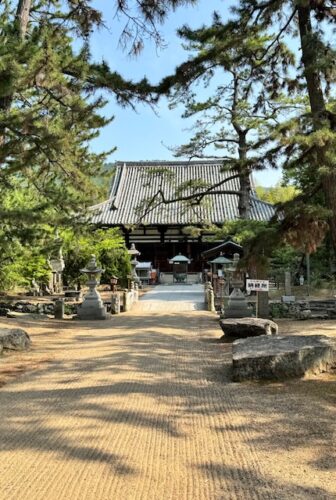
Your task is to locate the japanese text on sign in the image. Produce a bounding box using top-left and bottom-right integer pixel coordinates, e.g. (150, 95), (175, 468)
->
(246, 279), (269, 291)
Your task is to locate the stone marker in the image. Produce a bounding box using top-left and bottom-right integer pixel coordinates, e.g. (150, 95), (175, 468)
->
(123, 289), (131, 312)
(207, 284), (215, 312)
(0, 328), (31, 351)
(232, 335), (336, 381)
(257, 291), (269, 318)
(111, 293), (121, 314)
(54, 299), (64, 319)
(285, 270), (292, 296)
(220, 317), (278, 338)
(204, 282), (210, 304)
(134, 283), (139, 302)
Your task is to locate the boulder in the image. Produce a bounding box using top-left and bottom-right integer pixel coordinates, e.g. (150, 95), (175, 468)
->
(0, 328), (31, 351)
(0, 307), (10, 317)
(220, 317), (278, 338)
(13, 301), (37, 313)
(296, 309), (312, 320)
(232, 335), (336, 382)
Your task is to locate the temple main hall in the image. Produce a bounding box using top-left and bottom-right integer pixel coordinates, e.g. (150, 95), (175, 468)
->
(91, 160), (274, 272)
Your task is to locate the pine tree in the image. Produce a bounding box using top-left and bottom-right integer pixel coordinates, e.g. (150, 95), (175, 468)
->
(157, 17), (293, 218)
(0, 0), (193, 229)
(231, 0), (336, 253)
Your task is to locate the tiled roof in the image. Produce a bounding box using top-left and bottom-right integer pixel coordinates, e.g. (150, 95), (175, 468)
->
(91, 161), (275, 226)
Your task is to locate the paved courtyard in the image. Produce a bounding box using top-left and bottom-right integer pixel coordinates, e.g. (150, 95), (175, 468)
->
(136, 284), (204, 312)
(0, 286), (335, 499)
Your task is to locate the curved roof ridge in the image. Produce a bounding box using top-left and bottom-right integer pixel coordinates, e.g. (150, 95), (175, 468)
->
(114, 159), (226, 167)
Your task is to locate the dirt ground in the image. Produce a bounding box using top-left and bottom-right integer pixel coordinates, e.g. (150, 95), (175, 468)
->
(0, 305), (335, 499)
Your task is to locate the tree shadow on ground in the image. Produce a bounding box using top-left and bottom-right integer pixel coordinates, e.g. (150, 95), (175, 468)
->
(195, 463), (333, 499)
(0, 313), (335, 493)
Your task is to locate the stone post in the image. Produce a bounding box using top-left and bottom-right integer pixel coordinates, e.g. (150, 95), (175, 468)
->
(204, 282), (210, 304)
(54, 299), (64, 319)
(257, 291), (269, 318)
(134, 283), (139, 302)
(207, 285), (215, 312)
(285, 271), (292, 296)
(111, 293), (120, 315)
(123, 289), (130, 312)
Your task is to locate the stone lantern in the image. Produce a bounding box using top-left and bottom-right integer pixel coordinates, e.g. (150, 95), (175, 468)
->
(225, 253), (251, 318)
(49, 248), (65, 294)
(78, 254), (107, 320)
(128, 244), (141, 284)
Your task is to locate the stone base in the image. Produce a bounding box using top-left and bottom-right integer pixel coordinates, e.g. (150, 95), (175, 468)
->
(0, 328), (31, 351)
(232, 335), (336, 381)
(225, 289), (251, 318)
(77, 301), (107, 320)
(220, 317), (278, 338)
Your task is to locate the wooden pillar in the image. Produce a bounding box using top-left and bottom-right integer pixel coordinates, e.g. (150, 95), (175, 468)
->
(159, 225), (167, 244)
(121, 225), (130, 247)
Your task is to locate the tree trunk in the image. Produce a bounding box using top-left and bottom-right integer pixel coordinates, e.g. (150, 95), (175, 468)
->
(237, 130), (251, 219)
(16, 0), (31, 38)
(0, 0), (32, 145)
(297, 3), (336, 253)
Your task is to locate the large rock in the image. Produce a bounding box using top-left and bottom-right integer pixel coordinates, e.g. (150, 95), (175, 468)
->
(220, 317), (278, 338)
(232, 335), (336, 382)
(0, 328), (31, 351)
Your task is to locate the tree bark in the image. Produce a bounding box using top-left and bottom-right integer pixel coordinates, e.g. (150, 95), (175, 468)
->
(237, 130), (251, 219)
(297, 3), (336, 253)
(231, 71), (251, 219)
(0, 0), (31, 113)
(16, 0), (32, 39)
(0, 0), (32, 146)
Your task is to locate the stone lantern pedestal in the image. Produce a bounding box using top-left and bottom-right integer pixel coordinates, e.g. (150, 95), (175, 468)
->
(78, 255), (107, 320)
(225, 254), (251, 319)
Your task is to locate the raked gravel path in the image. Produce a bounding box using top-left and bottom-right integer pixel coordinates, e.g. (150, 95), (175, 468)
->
(0, 285), (335, 500)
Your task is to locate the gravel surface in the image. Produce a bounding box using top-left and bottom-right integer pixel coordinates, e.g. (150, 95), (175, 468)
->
(0, 286), (335, 500)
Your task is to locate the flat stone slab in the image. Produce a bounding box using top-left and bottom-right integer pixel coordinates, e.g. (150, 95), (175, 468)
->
(232, 335), (336, 381)
(0, 328), (31, 351)
(220, 317), (278, 338)
(6, 311), (49, 320)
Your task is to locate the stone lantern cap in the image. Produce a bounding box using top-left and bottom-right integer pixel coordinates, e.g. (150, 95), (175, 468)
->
(128, 243), (141, 256)
(80, 255), (104, 275)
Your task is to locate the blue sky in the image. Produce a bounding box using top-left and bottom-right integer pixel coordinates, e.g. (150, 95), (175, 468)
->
(89, 0), (282, 186)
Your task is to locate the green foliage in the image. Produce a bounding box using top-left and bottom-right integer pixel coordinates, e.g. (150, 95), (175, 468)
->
(0, 0), (166, 235)
(0, 241), (51, 290)
(215, 219), (271, 247)
(62, 228), (131, 288)
(256, 184), (299, 205)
